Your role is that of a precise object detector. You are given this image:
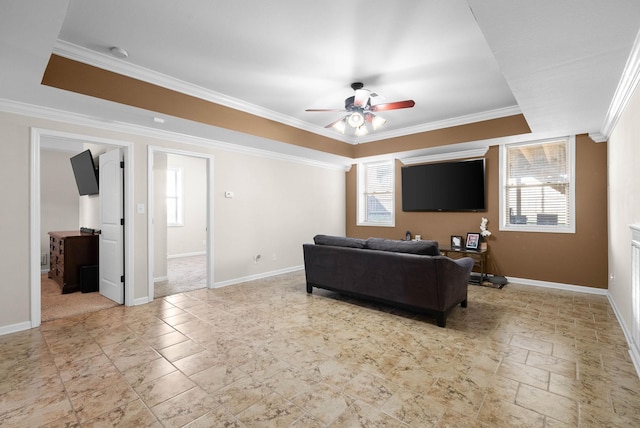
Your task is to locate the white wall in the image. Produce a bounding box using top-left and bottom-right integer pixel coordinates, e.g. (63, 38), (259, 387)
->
(608, 82), (640, 333)
(40, 149), (79, 268)
(0, 111), (346, 332)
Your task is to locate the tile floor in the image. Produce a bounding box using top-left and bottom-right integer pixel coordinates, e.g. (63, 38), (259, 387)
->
(1, 271), (640, 427)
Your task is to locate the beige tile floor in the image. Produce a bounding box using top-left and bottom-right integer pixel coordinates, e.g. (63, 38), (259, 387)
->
(2, 271), (640, 427)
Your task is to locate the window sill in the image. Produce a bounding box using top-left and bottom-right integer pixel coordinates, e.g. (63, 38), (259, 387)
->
(357, 222), (396, 227)
(500, 225), (575, 234)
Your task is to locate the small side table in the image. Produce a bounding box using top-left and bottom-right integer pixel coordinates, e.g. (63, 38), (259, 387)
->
(440, 247), (488, 284)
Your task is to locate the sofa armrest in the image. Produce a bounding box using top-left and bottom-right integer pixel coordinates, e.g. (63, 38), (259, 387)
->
(434, 256), (474, 310)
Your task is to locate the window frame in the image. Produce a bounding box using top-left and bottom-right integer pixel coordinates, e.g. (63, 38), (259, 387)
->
(499, 136), (575, 233)
(357, 159), (396, 227)
(166, 167), (184, 227)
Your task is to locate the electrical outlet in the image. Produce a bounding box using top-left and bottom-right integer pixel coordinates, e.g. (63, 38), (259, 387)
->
(272, 253), (277, 261)
(41, 253), (47, 265)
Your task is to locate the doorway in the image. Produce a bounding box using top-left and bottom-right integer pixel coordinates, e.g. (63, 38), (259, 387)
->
(30, 128), (134, 328)
(147, 146), (214, 300)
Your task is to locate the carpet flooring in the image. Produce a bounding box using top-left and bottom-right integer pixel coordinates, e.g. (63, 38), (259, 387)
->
(41, 274), (119, 322)
(41, 255), (207, 322)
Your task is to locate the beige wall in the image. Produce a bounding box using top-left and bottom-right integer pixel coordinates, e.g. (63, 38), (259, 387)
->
(0, 111), (345, 332)
(608, 84), (640, 332)
(166, 154), (207, 257)
(40, 149), (80, 267)
(212, 149), (345, 281)
(0, 114), (31, 328)
(153, 152), (168, 280)
(346, 134), (608, 289)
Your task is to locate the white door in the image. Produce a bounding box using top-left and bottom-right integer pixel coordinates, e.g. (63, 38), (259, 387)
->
(99, 148), (124, 304)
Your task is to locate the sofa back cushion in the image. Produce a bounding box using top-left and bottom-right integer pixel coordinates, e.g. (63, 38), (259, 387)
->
(313, 234), (367, 249)
(366, 238), (439, 256)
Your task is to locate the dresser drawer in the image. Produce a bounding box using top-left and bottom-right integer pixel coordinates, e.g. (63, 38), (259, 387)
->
(48, 231), (98, 294)
(48, 264), (64, 288)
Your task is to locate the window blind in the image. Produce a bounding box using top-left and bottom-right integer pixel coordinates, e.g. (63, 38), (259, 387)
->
(358, 160), (394, 225)
(505, 139), (570, 228)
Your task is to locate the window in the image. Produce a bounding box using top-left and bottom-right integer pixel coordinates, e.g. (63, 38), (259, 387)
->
(500, 136), (575, 233)
(357, 160), (395, 226)
(166, 168), (184, 226)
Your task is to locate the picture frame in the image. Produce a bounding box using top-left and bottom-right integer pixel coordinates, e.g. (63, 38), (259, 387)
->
(450, 235), (463, 249)
(465, 232), (480, 250)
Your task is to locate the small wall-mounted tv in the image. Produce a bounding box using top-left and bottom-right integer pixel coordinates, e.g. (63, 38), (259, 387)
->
(401, 158), (486, 212)
(70, 149), (99, 196)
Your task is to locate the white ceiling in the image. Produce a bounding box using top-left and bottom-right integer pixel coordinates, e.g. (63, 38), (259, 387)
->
(2, 0), (640, 160)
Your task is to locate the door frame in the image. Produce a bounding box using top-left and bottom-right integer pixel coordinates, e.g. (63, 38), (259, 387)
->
(30, 128), (135, 328)
(147, 146), (214, 301)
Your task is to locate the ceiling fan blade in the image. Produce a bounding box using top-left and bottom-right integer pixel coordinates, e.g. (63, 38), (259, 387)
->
(305, 108), (346, 112)
(369, 100), (415, 112)
(353, 89), (370, 107)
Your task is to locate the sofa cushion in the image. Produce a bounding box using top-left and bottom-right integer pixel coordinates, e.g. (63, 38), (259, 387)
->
(313, 234), (367, 249)
(366, 238), (439, 256)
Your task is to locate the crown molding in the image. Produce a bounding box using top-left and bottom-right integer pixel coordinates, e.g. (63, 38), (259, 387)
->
(52, 40), (353, 144)
(399, 147), (489, 165)
(0, 98), (351, 171)
(588, 132), (607, 143)
(599, 27), (640, 140)
(353, 105), (522, 144)
(52, 40), (522, 146)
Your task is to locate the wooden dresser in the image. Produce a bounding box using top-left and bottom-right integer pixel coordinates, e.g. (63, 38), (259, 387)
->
(48, 231), (99, 294)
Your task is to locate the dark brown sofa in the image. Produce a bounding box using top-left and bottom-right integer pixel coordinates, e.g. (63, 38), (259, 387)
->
(303, 235), (474, 327)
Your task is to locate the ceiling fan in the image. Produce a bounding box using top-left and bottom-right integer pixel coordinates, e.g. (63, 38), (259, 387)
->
(306, 82), (415, 136)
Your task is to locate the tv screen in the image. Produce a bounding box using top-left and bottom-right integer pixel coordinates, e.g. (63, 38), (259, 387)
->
(70, 150), (99, 196)
(402, 158), (486, 211)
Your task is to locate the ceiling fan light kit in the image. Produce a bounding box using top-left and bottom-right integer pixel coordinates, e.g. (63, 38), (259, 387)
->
(370, 114), (387, 130)
(354, 125), (368, 137)
(306, 82), (415, 137)
(347, 111), (365, 128)
(332, 118), (347, 134)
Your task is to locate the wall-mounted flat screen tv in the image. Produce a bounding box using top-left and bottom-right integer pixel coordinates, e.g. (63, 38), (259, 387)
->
(70, 149), (99, 196)
(401, 158), (486, 211)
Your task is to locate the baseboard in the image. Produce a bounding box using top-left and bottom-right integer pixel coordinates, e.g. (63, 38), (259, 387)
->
(167, 252), (206, 259)
(506, 276), (608, 295)
(214, 265), (304, 288)
(133, 296), (151, 306)
(154, 276), (168, 283)
(606, 293), (640, 378)
(0, 321), (33, 336)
